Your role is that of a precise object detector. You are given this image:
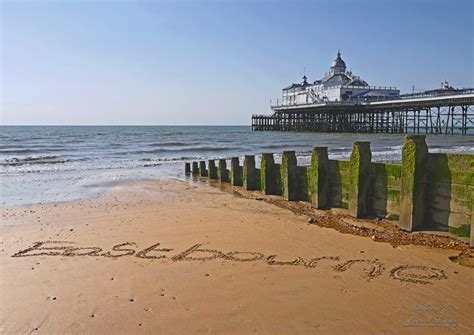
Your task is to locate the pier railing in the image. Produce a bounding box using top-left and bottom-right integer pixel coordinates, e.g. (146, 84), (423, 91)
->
(398, 88), (474, 100)
(271, 89), (474, 108)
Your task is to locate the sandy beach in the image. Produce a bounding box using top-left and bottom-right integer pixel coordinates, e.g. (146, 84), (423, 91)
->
(1, 179), (473, 334)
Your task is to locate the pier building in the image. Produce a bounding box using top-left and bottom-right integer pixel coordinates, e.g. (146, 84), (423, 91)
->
(252, 52), (474, 135)
(282, 51), (399, 105)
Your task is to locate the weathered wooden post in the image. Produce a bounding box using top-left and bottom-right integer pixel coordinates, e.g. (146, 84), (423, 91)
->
(399, 135), (428, 231)
(281, 151), (297, 200)
(192, 162), (199, 175)
(261, 153), (279, 195)
(208, 160), (218, 179)
(309, 147), (329, 209)
(349, 142), (372, 218)
(199, 161), (207, 177)
(243, 155), (258, 190)
(218, 159), (229, 182)
(230, 157), (243, 186)
(185, 162), (191, 175)
(471, 187), (474, 248)
(470, 206), (474, 248)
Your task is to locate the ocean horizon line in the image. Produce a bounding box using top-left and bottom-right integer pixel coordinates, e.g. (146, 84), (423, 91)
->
(0, 124), (250, 127)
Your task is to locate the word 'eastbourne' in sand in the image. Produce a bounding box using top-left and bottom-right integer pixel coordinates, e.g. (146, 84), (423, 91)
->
(13, 240), (448, 285)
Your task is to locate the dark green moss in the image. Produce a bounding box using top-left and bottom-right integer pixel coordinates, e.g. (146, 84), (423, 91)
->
(218, 160), (229, 182)
(199, 161), (207, 177)
(230, 158), (243, 186)
(386, 176), (401, 188)
(449, 224), (471, 238)
(297, 166), (310, 201)
(260, 154), (281, 195)
(208, 160), (218, 179)
(308, 147), (330, 209)
(429, 153), (474, 185)
(243, 156), (259, 190)
(385, 164), (402, 178)
(350, 142), (372, 217)
(387, 189), (401, 202)
(274, 163), (283, 196)
(399, 136), (428, 231)
(192, 161), (199, 175)
(386, 214), (400, 221)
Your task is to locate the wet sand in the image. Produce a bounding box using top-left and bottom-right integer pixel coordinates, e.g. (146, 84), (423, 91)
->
(0, 179), (473, 334)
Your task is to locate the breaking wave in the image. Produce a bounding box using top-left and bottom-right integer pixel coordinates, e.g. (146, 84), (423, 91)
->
(1, 155), (69, 166)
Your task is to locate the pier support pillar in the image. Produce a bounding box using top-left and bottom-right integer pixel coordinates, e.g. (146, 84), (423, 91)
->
(185, 162), (191, 175)
(281, 151), (297, 201)
(218, 159), (229, 182)
(309, 147), (329, 209)
(208, 160), (218, 179)
(243, 155), (258, 190)
(399, 135), (428, 231)
(230, 157), (243, 186)
(260, 153), (280, 195)
(199, 161), (207, 177)
(349, 142), (372, 218)
(192, 162), (199, 175)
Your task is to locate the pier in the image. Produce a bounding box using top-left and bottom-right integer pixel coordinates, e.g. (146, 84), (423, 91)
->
(252, 91), (474, 135)
(253, 52), (474, 135)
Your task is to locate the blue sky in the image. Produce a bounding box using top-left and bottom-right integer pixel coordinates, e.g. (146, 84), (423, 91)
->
(1, 0), (473, 125)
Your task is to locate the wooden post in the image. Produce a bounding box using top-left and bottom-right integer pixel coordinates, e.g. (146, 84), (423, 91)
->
(399, 135), (428, 231)
(309, 147), (329, 209)
(208, 160), (218, 179)
(349, 142), (372, 218)
(281, 151), (297, 201)
(192, 162), (199, 175)
(260, 153), (278, 195)
(199, 161), (207, 177)
(243, 155), (258, 190)
(470, 195), (474, 248)
(218, 159), (229, 182)
(185, 162), (191, 175)
(230, 157), (243, 186)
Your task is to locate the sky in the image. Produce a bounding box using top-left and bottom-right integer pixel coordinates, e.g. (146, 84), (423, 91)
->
(1, 0), (473, 125)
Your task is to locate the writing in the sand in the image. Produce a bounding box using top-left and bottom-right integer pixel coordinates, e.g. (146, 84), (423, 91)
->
(12, 241), (448, 285)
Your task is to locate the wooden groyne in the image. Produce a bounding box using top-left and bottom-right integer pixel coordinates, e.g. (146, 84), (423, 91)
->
(185, 135), (473, 248)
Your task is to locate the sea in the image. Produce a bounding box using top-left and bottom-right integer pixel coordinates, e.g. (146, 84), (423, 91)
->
(1, 126), (473, 207)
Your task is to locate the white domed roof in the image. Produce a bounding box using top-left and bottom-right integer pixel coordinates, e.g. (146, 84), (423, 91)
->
(331, 51), (346, 73)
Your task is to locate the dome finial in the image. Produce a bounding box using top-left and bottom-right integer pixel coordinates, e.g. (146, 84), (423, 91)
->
(337, 49), (341, 57)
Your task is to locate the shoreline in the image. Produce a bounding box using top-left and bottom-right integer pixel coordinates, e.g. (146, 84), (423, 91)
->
(0, 176), (180, 210)
(1, 179), (473, 333)
(4, 176), (471, 252)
